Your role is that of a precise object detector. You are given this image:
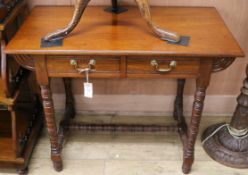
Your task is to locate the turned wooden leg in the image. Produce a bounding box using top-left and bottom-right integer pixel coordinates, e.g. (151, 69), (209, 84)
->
(134, 0), (180, 42)
(183, 86), (206, 174)
(182, 61), (212, 174)
(40, 85), (62, 171)
(174, 79), (188, 147)
(58, 78), (76, 148)
(44, 0), (91, 41)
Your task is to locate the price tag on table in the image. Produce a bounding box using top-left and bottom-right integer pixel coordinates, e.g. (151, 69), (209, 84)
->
(83, 69), (93, 98)
(84, 82), (93, 98)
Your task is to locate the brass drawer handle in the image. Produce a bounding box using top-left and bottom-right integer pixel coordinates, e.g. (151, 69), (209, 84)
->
(150, 60), (177, 73)
(70, 59), (96, 73)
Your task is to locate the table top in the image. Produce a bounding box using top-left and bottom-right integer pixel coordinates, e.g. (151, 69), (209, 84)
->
(5, 6), (244, 57)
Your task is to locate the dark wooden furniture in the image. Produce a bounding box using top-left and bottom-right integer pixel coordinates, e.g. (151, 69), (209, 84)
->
(0, 1), (43, 174)
(5, 6), (244, 174)
(0, 0), (18, 22)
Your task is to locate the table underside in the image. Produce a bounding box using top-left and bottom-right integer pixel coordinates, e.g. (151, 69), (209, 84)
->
(12, 53), (237, 174)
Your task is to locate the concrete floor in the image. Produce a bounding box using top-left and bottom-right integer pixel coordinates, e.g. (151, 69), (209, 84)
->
(1, 114), (247, 175)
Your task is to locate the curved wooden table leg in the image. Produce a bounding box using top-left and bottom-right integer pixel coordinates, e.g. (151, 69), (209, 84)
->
(182, 61), (212, 174)
(44, 0), (91, 41)
(40, 85), (62, 171)
(134, 0), (180, 42)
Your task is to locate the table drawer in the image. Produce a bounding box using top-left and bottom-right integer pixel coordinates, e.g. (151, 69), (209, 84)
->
(46, 56), (122, 78)
(127, 57), (200, 78)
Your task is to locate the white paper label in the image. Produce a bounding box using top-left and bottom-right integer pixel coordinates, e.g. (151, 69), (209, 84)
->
(84, 82), (93, 98)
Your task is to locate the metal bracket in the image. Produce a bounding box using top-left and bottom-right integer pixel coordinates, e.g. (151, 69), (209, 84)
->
(104, 7), (128, 14)
(104, 0), (128, 14)
(167, 36), (190, 46)
(40, 38), (63, 48)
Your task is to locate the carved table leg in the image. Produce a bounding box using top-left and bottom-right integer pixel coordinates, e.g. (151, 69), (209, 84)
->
(173, 79), (188, 146)
(40, 85), (62, 171)
(182, 61), (212, 174)
(183, 86), (206, 174)
(58, 78), (76, 148)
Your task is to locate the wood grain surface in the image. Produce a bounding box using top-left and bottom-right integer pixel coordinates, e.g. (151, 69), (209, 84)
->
(17, 1), (248, 114)
(5, 7), (243, 58)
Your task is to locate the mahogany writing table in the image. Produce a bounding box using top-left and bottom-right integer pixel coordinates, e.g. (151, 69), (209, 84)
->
(5, 6), (244, 174)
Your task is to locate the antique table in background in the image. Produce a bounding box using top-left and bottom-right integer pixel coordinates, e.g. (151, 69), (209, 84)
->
(5, 6), (244, 174)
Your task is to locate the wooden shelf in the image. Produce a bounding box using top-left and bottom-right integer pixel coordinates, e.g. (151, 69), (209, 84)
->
(0, 110), (33, 137)
(0, 108), (42, 168)
(0, 111), (11, 137)
(0, 138), (24, 164)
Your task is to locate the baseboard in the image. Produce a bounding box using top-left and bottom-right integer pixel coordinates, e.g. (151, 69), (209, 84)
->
(52, 94), (237, 117)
